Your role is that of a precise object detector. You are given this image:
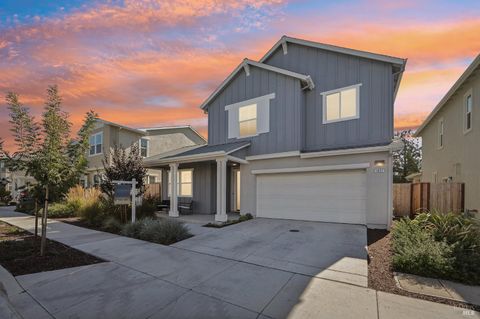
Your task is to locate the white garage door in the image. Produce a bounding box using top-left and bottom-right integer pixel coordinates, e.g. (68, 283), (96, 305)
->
(256, 170), (367, 224)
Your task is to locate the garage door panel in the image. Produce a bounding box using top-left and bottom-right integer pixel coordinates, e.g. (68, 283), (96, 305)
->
(256, 171), (367, 224)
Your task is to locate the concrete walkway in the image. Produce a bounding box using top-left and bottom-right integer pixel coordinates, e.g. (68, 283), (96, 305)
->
(0, 207), (478, 319)
(396, 272), (480, 306)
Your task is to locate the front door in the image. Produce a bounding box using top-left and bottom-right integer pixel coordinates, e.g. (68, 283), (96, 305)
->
(232, 168), (241, 212)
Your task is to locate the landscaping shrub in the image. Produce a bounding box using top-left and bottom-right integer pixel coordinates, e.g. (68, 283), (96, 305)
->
(392, 212), (480, 284)
(121, 218), (192, 245)
(102, 216), (123, 233)
(47, 202), (75, 218)
(138, 195), (159, 219)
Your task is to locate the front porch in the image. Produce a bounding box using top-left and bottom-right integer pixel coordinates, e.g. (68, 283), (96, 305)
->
(143, 141), (250, 222)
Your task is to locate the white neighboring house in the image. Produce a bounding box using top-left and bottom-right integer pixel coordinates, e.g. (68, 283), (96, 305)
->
(84, 119), (206, 187)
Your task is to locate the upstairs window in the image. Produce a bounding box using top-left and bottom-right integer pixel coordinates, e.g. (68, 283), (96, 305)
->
(464, 90), (473, 133)
(89, 132), (103, 156)
(225, 93), (275, 139)
(321, 84), (361, 124)
(140, 138), (149, 157)
(239, 104), (257, 137)
(438, 118), (444, 149)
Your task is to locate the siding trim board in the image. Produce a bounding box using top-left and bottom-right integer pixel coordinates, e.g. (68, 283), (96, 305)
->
(251, 163), (370, 175)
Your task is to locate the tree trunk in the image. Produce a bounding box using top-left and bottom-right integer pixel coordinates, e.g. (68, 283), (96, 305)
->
(34, 200), (39, 237)
(40, 186), (49, 256)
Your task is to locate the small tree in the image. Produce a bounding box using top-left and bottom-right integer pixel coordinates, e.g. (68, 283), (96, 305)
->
(2, 87), (96, 255)
(101, 143), (147, 199)
(393, 130), (422, 183)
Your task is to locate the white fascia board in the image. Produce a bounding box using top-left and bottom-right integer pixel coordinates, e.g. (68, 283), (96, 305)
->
(245, 60), (314, 89)
(251, 163), (370, 175)
(226, 155), (249, 164)
(415, 54), (480, 137)
(147, 151), (226, 165)
(300, 142), (400, 159)
(259, 36), (405, 66)
(246, 151), (300, 161)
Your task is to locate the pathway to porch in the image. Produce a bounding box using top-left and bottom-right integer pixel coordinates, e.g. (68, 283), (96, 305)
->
(0, 206), (476, 319)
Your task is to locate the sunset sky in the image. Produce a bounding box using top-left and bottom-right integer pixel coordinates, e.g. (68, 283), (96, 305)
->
(1, 0), (479, 150)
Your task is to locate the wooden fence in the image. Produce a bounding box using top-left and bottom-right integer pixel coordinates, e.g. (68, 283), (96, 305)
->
(393, 182), (464, 217)
(144, 183), (161, 199)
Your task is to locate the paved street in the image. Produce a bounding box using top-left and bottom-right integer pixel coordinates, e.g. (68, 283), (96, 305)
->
(0, 207), (477, 319)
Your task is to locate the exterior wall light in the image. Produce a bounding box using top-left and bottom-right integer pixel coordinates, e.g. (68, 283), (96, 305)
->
(374, 160), (385, 167)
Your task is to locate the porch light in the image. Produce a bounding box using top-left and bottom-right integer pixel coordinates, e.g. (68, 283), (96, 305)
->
(374, 160), (385, 167)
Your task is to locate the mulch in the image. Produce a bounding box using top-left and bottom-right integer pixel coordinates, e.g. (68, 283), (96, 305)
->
(0, 221), (104, 276)
(367, 229), (479, 311)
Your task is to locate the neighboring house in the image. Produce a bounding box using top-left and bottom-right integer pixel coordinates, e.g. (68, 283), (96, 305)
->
(144, 36), (406, 229)
(0, 157), (35, 201)
(415, 54), (480, 214)
(85, 119), (206, 187)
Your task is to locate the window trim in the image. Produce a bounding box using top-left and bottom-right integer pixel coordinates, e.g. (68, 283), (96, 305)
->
(168, 168), (194, 198)
(438, 118), (444, 150)
(225, 93), (275, 139)
(463, 88), (473, 135)
(139, 137), (149, 157)
(89, 132), (103, 156)
(321, 83), (362, 124)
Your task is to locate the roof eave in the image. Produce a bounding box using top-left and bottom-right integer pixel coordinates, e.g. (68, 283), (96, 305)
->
(260, 35), (405, 66)
(415, 54), (480, 137)
(199, 59), (314, 111)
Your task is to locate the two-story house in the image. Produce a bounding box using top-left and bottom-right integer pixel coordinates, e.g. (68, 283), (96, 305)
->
(85, 119), (206, 187)
(415, 54), (480, 214)
(144, 36), (406, 229)
(0, 156), (35, 201)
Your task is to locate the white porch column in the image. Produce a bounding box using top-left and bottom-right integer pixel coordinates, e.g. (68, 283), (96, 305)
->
(215, 158), (228, 222)
(169, 163), (179, 217)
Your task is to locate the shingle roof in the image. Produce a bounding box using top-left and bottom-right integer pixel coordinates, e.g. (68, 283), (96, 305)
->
(162, 141), (250, 159)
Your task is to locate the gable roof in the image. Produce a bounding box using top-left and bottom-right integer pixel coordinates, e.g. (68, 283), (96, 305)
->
(260, 35), (406, 66)
(415, 54), (480, 136)
(260, 36), (407, 102)
(139, 125), (207, 143)
(96, 118), (146, 135)
(199, 58), (314, 111)
(143, 141), (250, 166)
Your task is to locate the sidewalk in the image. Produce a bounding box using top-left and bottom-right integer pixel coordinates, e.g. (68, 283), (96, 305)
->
(0, 207), (478, 319)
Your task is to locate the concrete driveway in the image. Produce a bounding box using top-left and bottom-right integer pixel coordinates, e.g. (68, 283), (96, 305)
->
(173, 218), (368, 287)
(1, 208), (477, 319)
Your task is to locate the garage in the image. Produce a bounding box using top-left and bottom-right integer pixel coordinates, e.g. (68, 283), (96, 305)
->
(256, 170), (367, 224)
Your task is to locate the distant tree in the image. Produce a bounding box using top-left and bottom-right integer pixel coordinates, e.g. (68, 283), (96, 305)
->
(101, 143), (147, 199)
(2, 87), (97, 255)
(393, 130), (422, 183)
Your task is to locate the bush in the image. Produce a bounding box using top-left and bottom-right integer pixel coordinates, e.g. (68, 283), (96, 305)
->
(47, 202), (75, 218)
(102, 216), (123, 233)
(392, 212), (480, 284)
(138, 195), (159, 219)
(121, 218), (192, 245)
(238, 213), (253, 222)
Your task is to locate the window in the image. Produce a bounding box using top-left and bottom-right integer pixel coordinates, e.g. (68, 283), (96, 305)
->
(140, 138), (149, 157)
(464, 91), (473, 133)
(147, 175), (156, 184)
(89, 132), (103, 155)
(168, 169), (193, 197)
(239, 104), (257, 137)
(225, 93), (275, 139)
(438, 118), (444, 149)
(321, 84), (361, 123)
